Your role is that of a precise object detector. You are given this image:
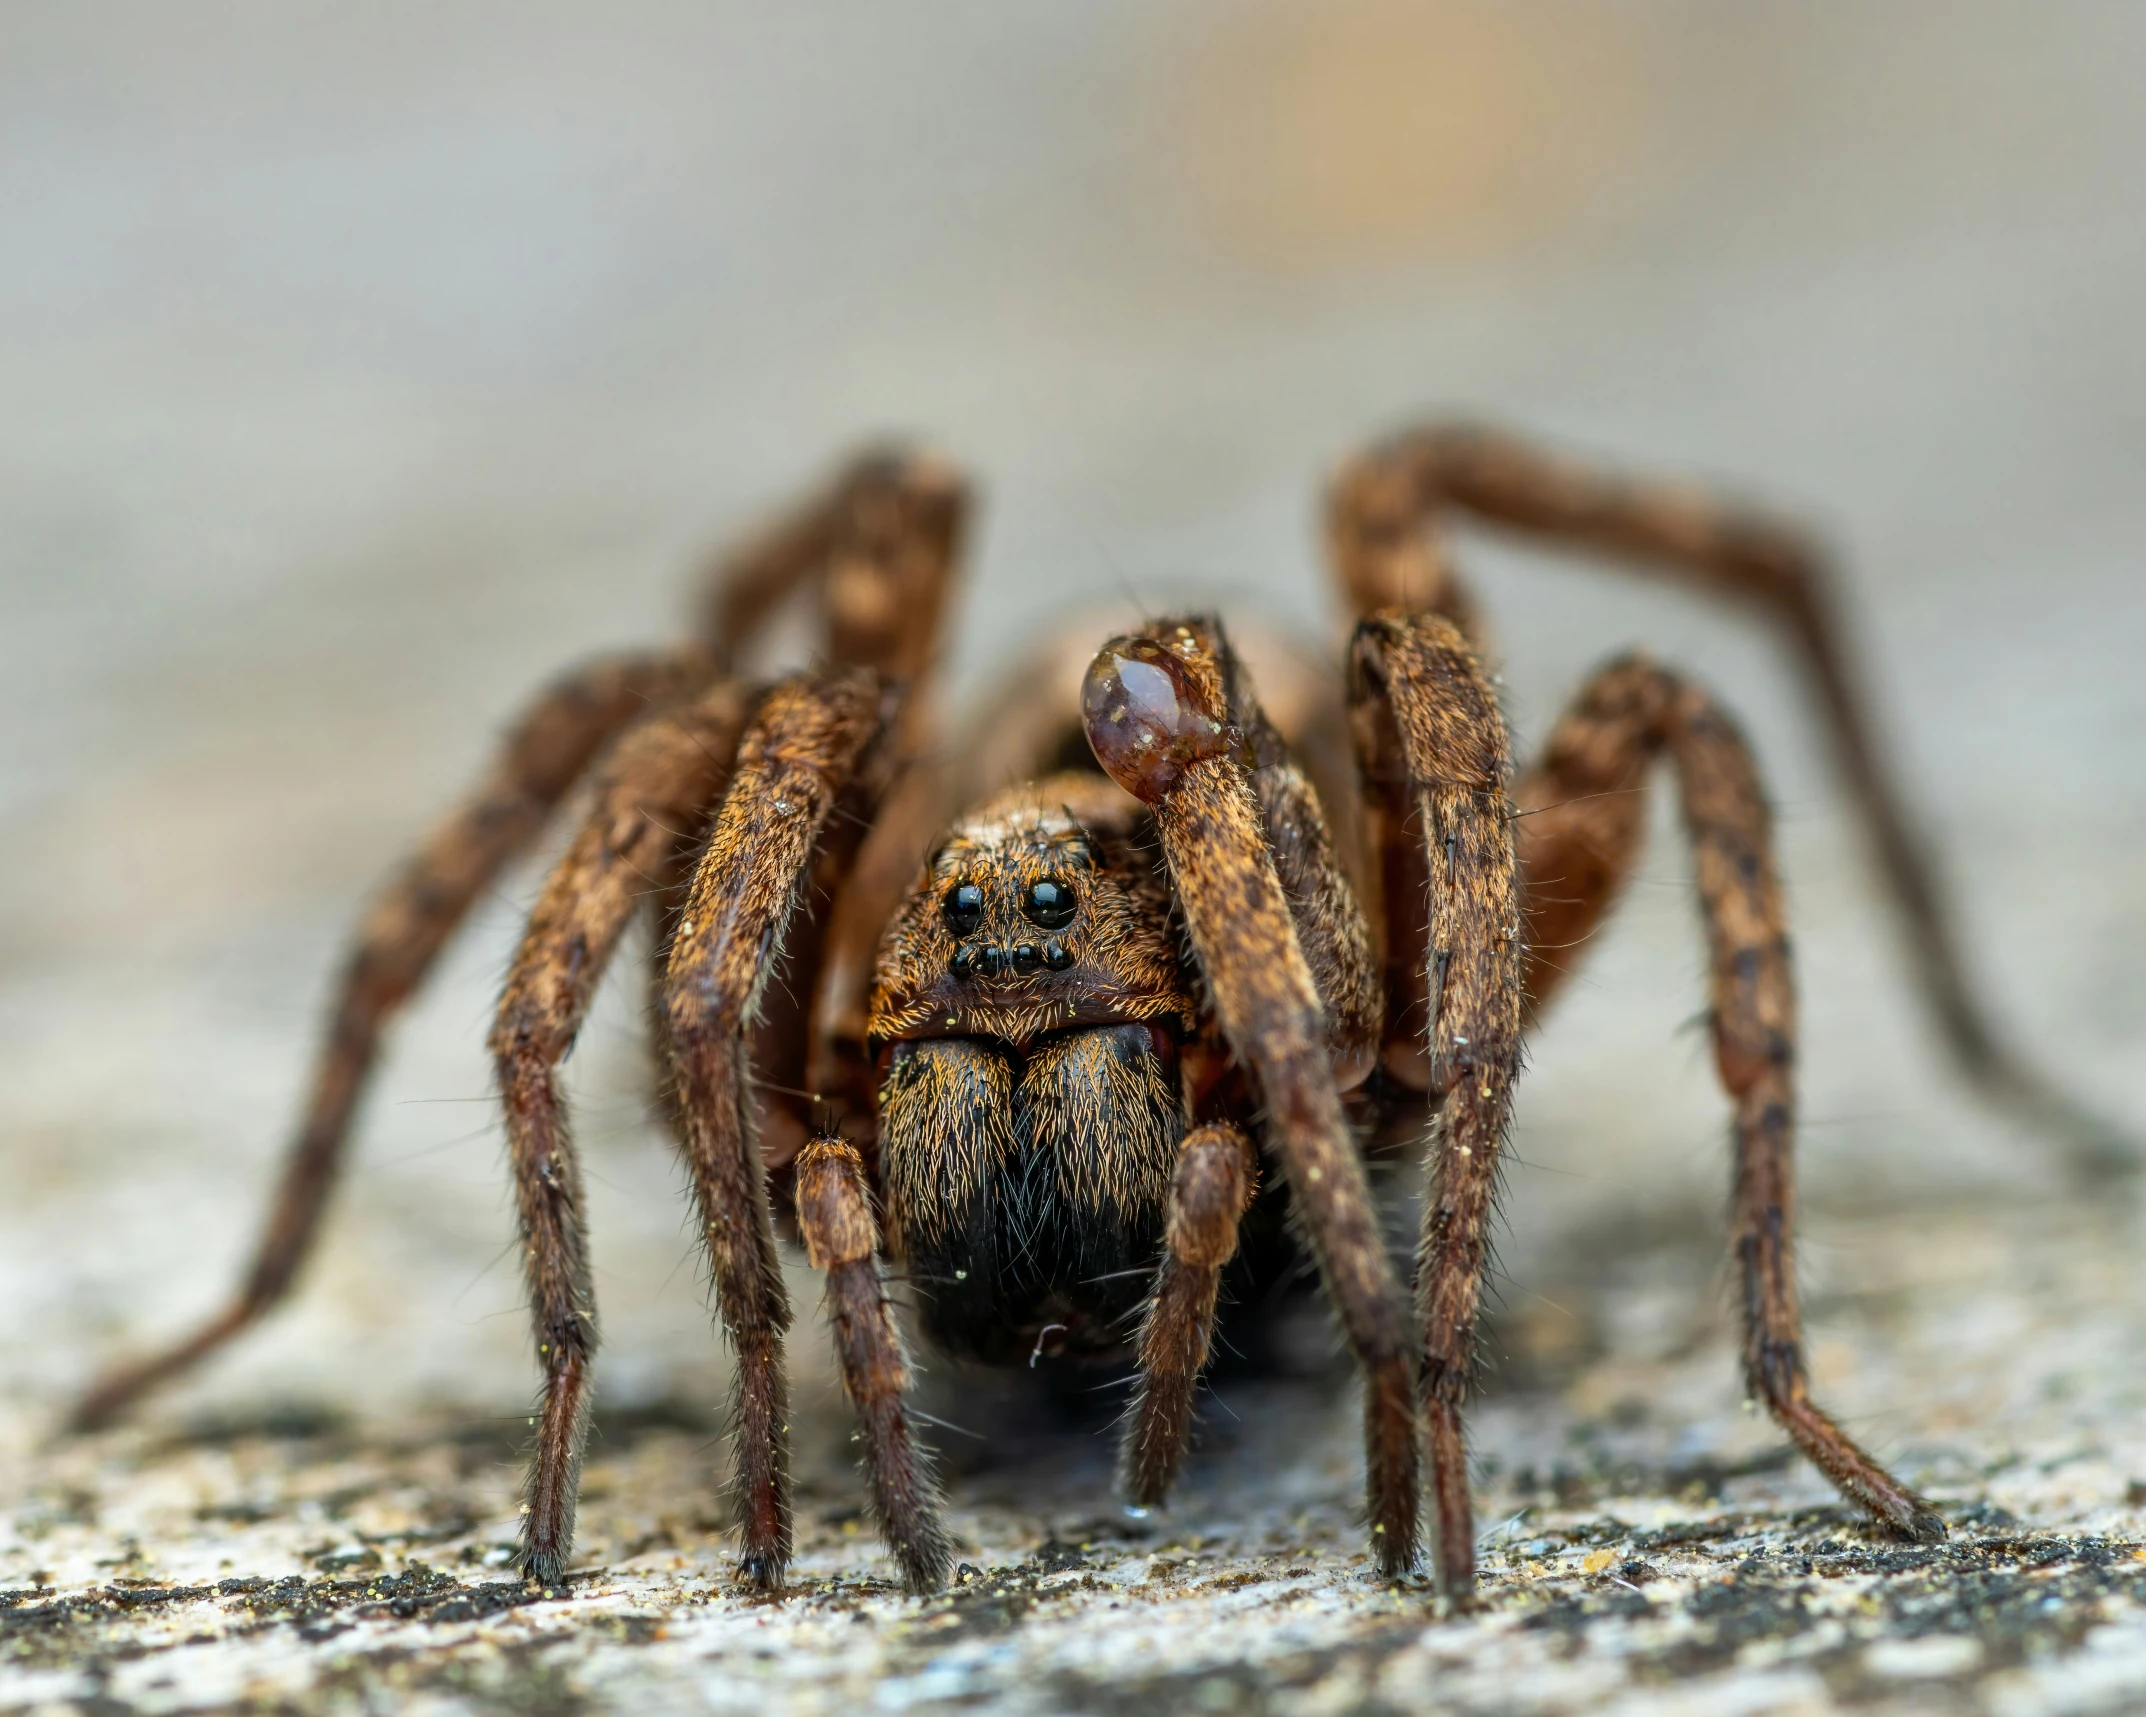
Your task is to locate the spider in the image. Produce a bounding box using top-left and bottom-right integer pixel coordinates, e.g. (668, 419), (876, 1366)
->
(72, 423), (2130, 1601)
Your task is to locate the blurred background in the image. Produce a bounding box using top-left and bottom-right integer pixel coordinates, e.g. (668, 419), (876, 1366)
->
(3, 1), (2142, 1438)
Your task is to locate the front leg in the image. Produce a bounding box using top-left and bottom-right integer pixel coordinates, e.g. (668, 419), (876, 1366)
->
(494, 684), (752, 1587)
(1119, 1122), (1257, 1507)
(664, 670), (894, 1591)
(1350, 611), (1525, 1605)
(1083, 618), (1421, 1579)
(1511, 655), (1944, 1542)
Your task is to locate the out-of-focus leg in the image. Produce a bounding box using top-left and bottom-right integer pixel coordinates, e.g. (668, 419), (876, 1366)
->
(72, 647), (714, 1429)
(1328, 419), (2132, 1175)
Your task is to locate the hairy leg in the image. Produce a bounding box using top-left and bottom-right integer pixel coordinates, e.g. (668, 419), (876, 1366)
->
(72, 647), (715, 1429)
(699, 449), (966, 685)
(1119, 1121), (1256, 1508)
(766, 454), (974, 1126)
(1233, 667), (1382, 1082)
(793, 1135), (952, 1592)
(489, 684), (753, 1586)
(1083, 616), (1419, 1578)
(1509, 658), (1668, 1016)
(1522, 655), (1943, 1540)
(1350, 612), (1524, 1603)
(72, 449), (947, 1432)
(1328, 420), (2130, 1174)
(663, 670), (894, 1590)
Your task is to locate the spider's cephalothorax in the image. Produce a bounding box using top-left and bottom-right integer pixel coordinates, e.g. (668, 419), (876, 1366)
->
(869, 778), (1193, 1366)
(75, 426), (2133, 1605)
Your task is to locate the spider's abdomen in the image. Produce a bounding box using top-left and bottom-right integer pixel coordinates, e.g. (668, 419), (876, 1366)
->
(877, 1022), (1179, 1366)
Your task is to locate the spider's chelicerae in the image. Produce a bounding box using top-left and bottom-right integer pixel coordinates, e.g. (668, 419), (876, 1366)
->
(75, 423), (2130, 1601)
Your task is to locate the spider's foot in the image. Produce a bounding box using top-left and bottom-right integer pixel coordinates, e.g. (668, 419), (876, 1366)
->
(1865, 1493), (1948, 1545)
(67, 1386), (126, 1434)
(895, 1543), (954, 1597)
(2049, 1103), (2143, 1186)
(737, 1547), (788, 1593)
(518, 1545), (571, 1593)
(884, 1509), (956, 1595)
(1380, 1538), (1425, 1585)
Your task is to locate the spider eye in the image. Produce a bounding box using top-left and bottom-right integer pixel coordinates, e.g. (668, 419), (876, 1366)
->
(1021, 877), (1076, 931)
(942, 882), (985, 936)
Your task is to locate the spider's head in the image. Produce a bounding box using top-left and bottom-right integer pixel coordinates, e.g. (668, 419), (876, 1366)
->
(866, 773), (1192, 1052)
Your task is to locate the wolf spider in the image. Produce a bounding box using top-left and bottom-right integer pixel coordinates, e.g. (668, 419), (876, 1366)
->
(73, 424), (2129, 1599)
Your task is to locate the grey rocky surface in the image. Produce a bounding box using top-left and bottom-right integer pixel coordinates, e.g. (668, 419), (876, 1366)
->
(9, 1192), (2146, 1714)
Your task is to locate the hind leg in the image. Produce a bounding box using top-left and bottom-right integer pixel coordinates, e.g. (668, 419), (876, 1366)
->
(1516, 655), (1943, 1540)
(71, 646), (715, 1430)
(1328, 420), (2132, 1174)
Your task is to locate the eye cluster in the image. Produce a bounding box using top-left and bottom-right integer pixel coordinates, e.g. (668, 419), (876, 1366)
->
(942, 874), (1079, 979)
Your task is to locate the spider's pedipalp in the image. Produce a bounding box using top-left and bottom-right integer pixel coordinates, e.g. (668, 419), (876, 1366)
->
(1350, 611), (1524, 1604)
(1519, 654), (1944, 1542)
(1084, 616), (1422, 1579)
(795, 1134), (952, 1593)
(491, 683), (755, 1588)
(663, 668), (896, 1592)
(1119, 1121), (1256, 1507)
(71, 645), (718, 1432)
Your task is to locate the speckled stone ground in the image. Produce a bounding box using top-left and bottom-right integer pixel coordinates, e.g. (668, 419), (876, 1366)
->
(10, 1186), (2146, 1716)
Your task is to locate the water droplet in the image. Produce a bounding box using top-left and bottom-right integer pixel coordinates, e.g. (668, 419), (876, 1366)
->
(1080, 636), (1233, 804)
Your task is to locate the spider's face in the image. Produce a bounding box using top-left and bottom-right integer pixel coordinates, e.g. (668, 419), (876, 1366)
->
(866, 773), (1191, 1051)
(936, 824), (1085, 984)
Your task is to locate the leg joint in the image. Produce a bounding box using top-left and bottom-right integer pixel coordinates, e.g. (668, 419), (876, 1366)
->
(663, 974), (751, 1051)
(795, 1137), (878, 1271)
(1166, 1124), (1253, 1270)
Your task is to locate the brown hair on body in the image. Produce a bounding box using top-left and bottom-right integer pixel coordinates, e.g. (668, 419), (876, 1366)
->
(869, 776), (1204, 1366)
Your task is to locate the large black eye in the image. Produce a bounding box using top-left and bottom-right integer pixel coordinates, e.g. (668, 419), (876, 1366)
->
(1021, 876), (1077, 931)
(942, 882), (984, 936)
